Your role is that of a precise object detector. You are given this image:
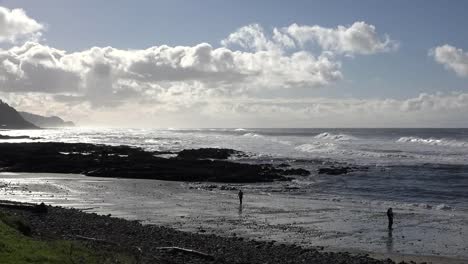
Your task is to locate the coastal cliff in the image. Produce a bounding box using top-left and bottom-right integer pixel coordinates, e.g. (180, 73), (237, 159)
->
(0, 100), (38, 129)
(19, 111), (75, 127)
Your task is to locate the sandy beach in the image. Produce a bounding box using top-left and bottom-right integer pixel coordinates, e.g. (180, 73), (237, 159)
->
(1, 172), (466, 264)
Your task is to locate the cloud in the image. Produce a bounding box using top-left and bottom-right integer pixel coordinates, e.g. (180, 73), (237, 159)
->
(285, 21), (398, 55)
(0, 10), (412, 127)
(221, 24), (277, 52)
(222, 22), (397, 56)
(5, 91), (468, 128)
(0, 41), (342, 107)
(0, 20), (399, 112)
(221, 24), (296, 52)
(0, 42), (81, 93)
(430, 44), (468, 77)
(170, 92), (468, 127)
(0, 6), (43, 43)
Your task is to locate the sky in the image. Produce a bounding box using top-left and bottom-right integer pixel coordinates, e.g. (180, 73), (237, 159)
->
(0, 0), (467, 127)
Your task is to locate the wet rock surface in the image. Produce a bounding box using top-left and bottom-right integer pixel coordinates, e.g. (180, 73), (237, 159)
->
(318, 167), (351, 175)
(177, 148), (246, 160)
(318, 165), (369, 175)
(0, 142), (308, 183)
(0, 134), (39, 140)
(2, 204), (403, 264)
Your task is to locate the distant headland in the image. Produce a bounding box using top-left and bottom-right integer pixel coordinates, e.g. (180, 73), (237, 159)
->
(0, 100), (74, 129)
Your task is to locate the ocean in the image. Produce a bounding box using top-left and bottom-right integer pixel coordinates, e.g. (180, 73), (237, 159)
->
(2, 127), (468, 260)
(2, 127), (468, 212)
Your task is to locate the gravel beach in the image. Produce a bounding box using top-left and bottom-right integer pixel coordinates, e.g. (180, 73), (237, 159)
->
(1, 172), (467, 264)
(1, 202), (400, 264)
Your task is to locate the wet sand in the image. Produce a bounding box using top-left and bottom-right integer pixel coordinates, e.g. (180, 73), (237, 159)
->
(1, 172), (467, 264)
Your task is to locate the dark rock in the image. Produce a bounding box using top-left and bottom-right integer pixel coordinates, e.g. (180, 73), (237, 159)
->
(177, 148), (244, 160)
(34, 202), (48, 214)
(0, 142), (295, 183)
(281, 168), (310, 176)
(318, 165), (369, 175)
(318, 167), (350, 175)
(0, 134), (34, 140)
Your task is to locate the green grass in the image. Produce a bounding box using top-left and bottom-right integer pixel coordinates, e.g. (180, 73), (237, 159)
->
(0, 211), (136, 264)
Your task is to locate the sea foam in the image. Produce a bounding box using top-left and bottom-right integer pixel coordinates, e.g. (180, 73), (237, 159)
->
(295, 142), (337, 153)
(314, 132), (355, 141)
(242, 133), (291, 145)
(397, 136), (468, 147)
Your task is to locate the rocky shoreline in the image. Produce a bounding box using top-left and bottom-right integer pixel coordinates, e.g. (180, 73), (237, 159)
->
(0, 134), (39, 140)
(0, 142), (310, 183)
(0, 202), (404, 264)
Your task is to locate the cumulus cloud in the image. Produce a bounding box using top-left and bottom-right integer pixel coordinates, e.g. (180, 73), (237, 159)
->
(222, 22), (397, 56)
(0, 6), (43, 43)
(0, 41), (342, 107)
(285, 21), (398, 55)
(0, 10), (414, 127)
(221, 24), (296, 52)
(430, 44), (468, 77)
(0, 19), (399, 113)
(221, 24), (277, 52)
(0, 42), (81, 93)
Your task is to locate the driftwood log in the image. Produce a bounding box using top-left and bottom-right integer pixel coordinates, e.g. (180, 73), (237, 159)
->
(72, 235), (119, 246)
(156, 247), (215, 260)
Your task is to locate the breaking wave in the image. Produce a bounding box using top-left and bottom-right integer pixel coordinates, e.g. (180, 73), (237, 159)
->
(242, 133), (291, 145)
(295, 142), (337, 153)
(314, 132), (356, 141)
(397, 136), (468, 147)
(243, 133), (264, 138)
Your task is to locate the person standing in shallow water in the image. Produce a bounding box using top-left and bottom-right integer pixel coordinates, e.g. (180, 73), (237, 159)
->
(238, 190), (243, 206)
(387, 208), (394, 230)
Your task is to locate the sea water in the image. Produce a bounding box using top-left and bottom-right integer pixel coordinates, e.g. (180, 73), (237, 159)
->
(2, 127), (468, 212)
(1, 127), (468, 260)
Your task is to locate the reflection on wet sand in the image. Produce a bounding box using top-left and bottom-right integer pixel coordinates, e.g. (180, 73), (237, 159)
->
(386, 229), (393, 253)
(0, 172), (467, 263)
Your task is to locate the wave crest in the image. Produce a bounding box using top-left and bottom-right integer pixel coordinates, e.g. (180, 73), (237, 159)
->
(397, 136), (468, 147)
(243, 133), (262, 138)
(314, 132), (355, 141)
(242, 133), (291, 145)
(295, 142), (337, 153)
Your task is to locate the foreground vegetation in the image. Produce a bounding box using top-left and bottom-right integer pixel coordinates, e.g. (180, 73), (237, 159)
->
(0, 211), (135, 264)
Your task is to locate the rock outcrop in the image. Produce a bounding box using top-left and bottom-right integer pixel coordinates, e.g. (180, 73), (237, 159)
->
(177, 148), (245, 160)
(318, 165), (368, 175)
(0, 134), (36, 140)
(0, 143), (309, 183)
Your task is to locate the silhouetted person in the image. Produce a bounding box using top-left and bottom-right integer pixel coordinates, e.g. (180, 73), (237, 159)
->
(387, 207), (394, 230)
(238, 190), (243, 206)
